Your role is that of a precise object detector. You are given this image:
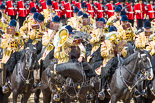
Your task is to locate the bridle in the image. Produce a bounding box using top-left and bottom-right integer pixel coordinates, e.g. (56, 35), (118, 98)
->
(118, 52), (152, 92)
(19, 48), (36, 85)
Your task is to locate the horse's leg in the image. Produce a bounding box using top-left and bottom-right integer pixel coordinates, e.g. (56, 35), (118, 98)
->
(13, 90), (18, 103)
(0, 88), (3, 103)
(111, 95), (117, 103)
(34, 89), (41, 103)
(42, 89), (51, 103)
(78, 97), (86, 103)
(21, 91), (31, 103)
(3, 92), (10, 103)
(144, 98), (153, 103)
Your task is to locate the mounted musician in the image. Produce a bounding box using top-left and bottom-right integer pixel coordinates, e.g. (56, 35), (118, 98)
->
(80, 13), (93, 34)
(87, 18), (106, 62)
(20, 12), (39, 43)
(29, 14), (46, 45)
(54, 25), (86, 64)
(40, 15), (62, 61)
(97, 26), (119, 100)
(1, 19), (24, 93)
(23, 7), (37, 26)
(135, 20), (153, 49)
(117, 15), (135, 43)
(0, 12), (8, 34)
(67, 6), (79, 29)
(134, 20), (154, 96)
(41, 0), (56, 24)
(106, 5), (122, 28)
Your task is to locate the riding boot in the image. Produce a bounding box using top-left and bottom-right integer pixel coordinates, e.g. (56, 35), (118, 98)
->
(2, 72), (12, 93)
(98, 77), (106, 100)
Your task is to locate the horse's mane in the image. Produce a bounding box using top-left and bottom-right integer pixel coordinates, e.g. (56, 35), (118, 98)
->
(19, 50), (26, 62)
(122, 51), (138, 65)
(127, 42), (134, 55)
(141, 50), (151, 60)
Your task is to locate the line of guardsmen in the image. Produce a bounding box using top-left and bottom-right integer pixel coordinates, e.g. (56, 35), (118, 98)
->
(0, 0), (155, 29)
(0, 0), (155, 101)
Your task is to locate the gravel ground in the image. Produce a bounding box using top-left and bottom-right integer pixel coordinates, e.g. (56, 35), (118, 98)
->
(8, 93), (155, 103)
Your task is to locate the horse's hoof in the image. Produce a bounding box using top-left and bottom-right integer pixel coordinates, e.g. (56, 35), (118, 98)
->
(142, 89), (148, 97)
(86, 94), (94, 101)
(53, 94), (60, 102)
(98, 91), (105, 100)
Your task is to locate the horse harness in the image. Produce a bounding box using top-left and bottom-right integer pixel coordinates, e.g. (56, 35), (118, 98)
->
(118, 53), (152, 92)
(44, 63), (100, 100)
(18, 59), (33, 92)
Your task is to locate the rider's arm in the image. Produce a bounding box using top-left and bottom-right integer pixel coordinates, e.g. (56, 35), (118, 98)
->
(20, 23), (28, 37)
(1, 34), (9, 49)
(78, 43), (86, 58)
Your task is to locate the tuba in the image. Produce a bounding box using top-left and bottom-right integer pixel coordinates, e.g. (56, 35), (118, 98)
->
(53, 27), (69, 48)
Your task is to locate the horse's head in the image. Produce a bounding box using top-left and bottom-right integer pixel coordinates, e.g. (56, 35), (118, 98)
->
(138, 50), (154, 80)
(25, 43), (37, 71)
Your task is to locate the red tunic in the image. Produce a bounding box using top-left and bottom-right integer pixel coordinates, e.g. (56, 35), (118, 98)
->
(105, 3), (114, 18)
(17, 0), (27, 17)
(87, 3), (94, 18)
(65, 2), (73, 18)
(53, 1), (61, 17)
(29, 2), (37, 13)
(134, 3), (146, 19)
(95, 2), (104, 18)
(6, 0), (16, 16)
(147, 4), (154, 19)
(127, 5), (134, 20)
(76, 2), (81, 10)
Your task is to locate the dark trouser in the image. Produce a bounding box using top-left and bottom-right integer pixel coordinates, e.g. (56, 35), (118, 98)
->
(18, 16), (26, 28)
(137, 19), (144, 30)
(10, 15), (16, 20)
(128, 19), (134, 27)
(60, 15), (65, 20)
(5, 51), (21, 82)
(101, 57), (118, 90)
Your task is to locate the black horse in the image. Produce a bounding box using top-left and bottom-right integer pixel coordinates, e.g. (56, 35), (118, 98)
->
(95, 42), (135, 103)
(11, 44), (37, 103)
(41, 62), (87, 103)
(110, 50), (153, 103)
(133, 55), (155, 103)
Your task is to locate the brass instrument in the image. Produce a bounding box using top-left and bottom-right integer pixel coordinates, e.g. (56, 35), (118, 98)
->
(14, 32), (21, 38)
(53, 27), (69, 47)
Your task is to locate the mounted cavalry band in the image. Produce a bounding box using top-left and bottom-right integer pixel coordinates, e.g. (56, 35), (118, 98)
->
(0, 0), (155, 103)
